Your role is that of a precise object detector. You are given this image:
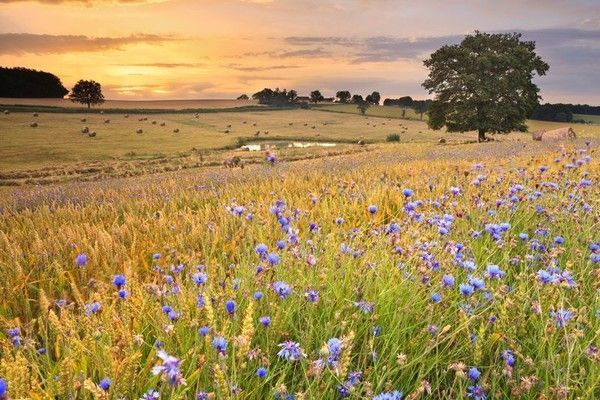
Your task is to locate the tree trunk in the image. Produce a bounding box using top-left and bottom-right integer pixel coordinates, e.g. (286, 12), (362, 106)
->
(87, 102), (90, 109)
(478, 129), (486, 142)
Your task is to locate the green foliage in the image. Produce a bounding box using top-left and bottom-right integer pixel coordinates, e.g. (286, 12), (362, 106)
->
(423, 31), (549, 141)
(0, 67), (68, 98)
(336, 90), (351, 103)
(68, 80), (105, 108)
(252, 88), (297, 106)
(356, 100), (370, 115)
(310, 90), (324, 103)
(386, 133), (400, 142)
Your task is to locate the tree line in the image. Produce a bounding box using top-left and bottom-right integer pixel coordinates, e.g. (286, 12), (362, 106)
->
(0, 67), (68, 98)
(530, 103), (600, 122)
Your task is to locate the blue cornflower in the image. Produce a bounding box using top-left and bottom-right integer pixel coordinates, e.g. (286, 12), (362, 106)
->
(459, 283), (475, 296)
(151, 350), (184, 386)
(467, 367), (481, 381)
(192, 272), (207, 285)
(518, 232), (529, 241)
(140, 389), (160, 400)
(272, 281), (292, 298)
(277, 341), (304, 361)
(550, 308), (573, 327)
(253, 291), (264, 300)
(225, 300), (235, 316)
(354, 300), (374, 314)
(256, 367), (268, 378)
(402, 188), (414, 197)
(196, 392), (209, 400)
(112, 274), (126, 288)
(305, 289), (319, 303)
(485, 265), (505, 279)
(75, 253), (87, 266)
(467, 385), (486, 400)
(98, 377), (111, 391)
(259, 316), (271, 327)
(267, 253), (280, 265)
(276, 240), (286, 249)
(442, 274), (455, 287)
(431, 292), (442, 303)
(84, 302), (101, 316)
(199, 326), (210, 336)
(368, 204), (378, 214)
(373, 390), (403, 400)
(554, 236), (565, 245)
(118, 289), (128, 299)
(212, 336), (228, 354)
(255, 243), (268, 256)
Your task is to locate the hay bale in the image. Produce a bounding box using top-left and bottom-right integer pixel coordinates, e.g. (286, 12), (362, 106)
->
(173, 128), (180, 133)
(33, 113), (39, 117)
(152, 120), (157, 125)
(357, 140), (365, 145)
(264, 131), (269, 135)
(536, 127), (576, 141)
(438, 137), (446, 144)
(30, 122), (38, 127)
(104, 119), (110, 124)
(227, 124), (232, 128)
(81, 126), (90, 134)
(3, 110), (9, 115)
(81, 118), (87, 122)
(160, 122), (165, 126)
(100, 111), (104, 114)
(124, 114), (129, 118)
(224, 129), (230, 134)
(88, 131), (96, 137)
(136, 128), (143, 134)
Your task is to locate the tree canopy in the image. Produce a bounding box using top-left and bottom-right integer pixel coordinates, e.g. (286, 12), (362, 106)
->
(0, 67), (68, 98)
(252, 88), (298, 106)
(336, 91), (351, 103)
(68, 80), (105, 108)
(422, 31), (549, 141)
(310, 90), (324, 103)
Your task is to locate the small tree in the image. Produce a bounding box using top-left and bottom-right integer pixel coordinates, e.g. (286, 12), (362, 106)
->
(237, 94), (249, 100)
(422, 31), (549, 142)
(352, 94), (364, 103)
(412, 101), (428, 120)
(68, 80), (105, 108)
(367, 91), (380, 105)
(310, 90), (324, 103)
(336, 90), (351, 103)
(356, 100), (370, 115)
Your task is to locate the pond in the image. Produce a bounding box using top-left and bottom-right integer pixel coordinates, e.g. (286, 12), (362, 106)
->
(240, 142), (338, 151)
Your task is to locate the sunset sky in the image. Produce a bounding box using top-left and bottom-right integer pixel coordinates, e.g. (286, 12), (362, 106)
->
(0, 0), (599, 103)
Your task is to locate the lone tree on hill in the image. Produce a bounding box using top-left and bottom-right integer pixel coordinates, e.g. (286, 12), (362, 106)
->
(422, 31), (549, 142)
(356, 99), (370, 115)
(69, 80), (105, 108)
(310, 90), (324, 103)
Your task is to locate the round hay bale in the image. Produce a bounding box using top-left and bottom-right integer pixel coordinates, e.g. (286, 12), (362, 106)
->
(224, 129), (230, 134)
(81, 118), (87, 122)
(81, 126), (90, 134)
(160, 122), (165, 126)
(136, 128), (143, 134)
(227, 124), (232, 128)
(358, 140), (365, 145)
(124, 114), (129, 118)
(100, 111), (104, 114)
(88, 131), (96, 137)
(104, 119), (110, 124)
(173, 128), (180, 133)
(438, 137), (446, 144)
(243, 121), (247, 124)
(152, 120), (157, 125)
(3, 110), (9, 115)
(33, 113), (39, 117)
(30, 122), (38, 127)
(264, 131), (269, 135)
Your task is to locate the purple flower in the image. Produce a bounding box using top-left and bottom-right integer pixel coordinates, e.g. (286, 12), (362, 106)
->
(467, 367), (481, 381)
(256, 367), (268, 378)
(442, 274), (455, 287)
(550, 308), (573, 327)
(255, 243), (268, 256)
(467, 385), (486, 400)
(84, 302), (101, 316)
(199, 326), (210, 336)
(402, 188), (414, 198)
(277, 341), (304, 361)
(0, 378), (6, 398)
(459, 283), (474, 296)
(368, 204), (378, 214)
(267, 253), (280, 265)
(259, 316), (271, 327)
(305, 289), (319, 303)
(75, 253), (87, 266)
(112, 274), (126, 288)
(99, 377), (111, 391)
(272, 281), (292, 298)
(212, 336), (228, 354)
(151, 350), (185, 386)
(373, 390), (404, 400)
(354, 300), (374, 314)
(192, 272), (207, 285)
(485, 265), (505, 279)
(225, 300), (236, 316)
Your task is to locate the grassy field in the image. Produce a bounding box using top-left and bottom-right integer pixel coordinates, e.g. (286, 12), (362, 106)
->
(0, 98), (258, 110)
(0, 139), (597, 399)
(3, 105), (599, 175)
(574, 114), (600, 124)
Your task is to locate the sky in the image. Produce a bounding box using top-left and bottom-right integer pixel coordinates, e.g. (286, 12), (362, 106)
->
(0, 0), (599, 103)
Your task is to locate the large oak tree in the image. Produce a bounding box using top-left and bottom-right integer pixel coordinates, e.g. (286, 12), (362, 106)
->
(422, 31), (549, 142)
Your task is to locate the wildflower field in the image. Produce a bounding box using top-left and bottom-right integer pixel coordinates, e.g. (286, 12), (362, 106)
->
(0, 139), (598, 399)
